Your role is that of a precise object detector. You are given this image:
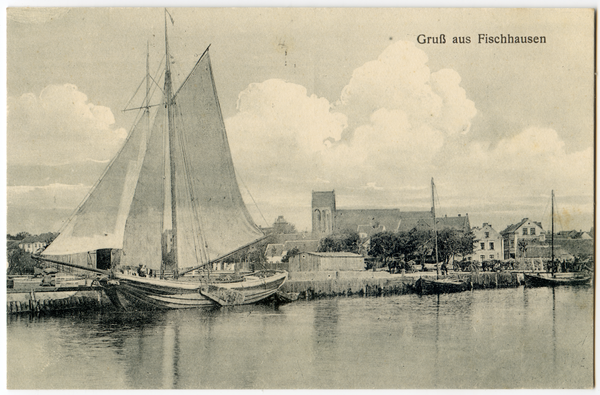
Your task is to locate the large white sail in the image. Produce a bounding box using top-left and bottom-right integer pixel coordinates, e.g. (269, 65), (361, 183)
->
(172, 50), (264, 266)
(44, 48), (263, 272)
(120, 106), (166, 271)
(43, 113), (148, 256)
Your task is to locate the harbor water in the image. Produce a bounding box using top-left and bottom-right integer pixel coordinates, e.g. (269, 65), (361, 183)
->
(7, 285), (593, 389)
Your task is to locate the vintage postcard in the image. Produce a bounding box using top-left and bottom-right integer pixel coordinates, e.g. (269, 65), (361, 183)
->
(6, 8), (594, 389)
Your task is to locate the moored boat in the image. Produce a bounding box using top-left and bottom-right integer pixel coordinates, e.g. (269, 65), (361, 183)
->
(415, 277), (469, 295)
(524, 272), (591, 287)
(37, 10), (287, 310)
(524, 190), (592, 288)
(416, 178), (468, 295)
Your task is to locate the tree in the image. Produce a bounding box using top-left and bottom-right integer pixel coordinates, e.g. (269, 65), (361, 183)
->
(368, 231), (397, 267)
(457, 231), (475, 260)
(407, 230), (433, 265)
(317, 231), (360, 253)
(281, 247), (300, 263)
(12, 231), (31, 241)
(518, 239), (528, 258)
(395, 229), (431, 262)
(436, 229), (460, 265)
(436, 229), (475, 266)
(7, 248), (39, 275)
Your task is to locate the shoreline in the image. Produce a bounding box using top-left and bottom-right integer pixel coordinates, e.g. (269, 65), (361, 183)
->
(6, 270), (529, 314)
(281, 270), (525, 299)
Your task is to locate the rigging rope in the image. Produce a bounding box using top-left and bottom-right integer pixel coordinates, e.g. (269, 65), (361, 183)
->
(236, 169), (269, 227)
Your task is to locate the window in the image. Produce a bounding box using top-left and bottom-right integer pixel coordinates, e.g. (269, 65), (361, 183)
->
(489, 242), (494, 250)
(485, 232), (490, 238)
(490, 255), (494, 260)
(480, 242), (485, 250)
(480, 255), (485, 261)
(530, 228), (536, 235)
(522, 228), (528, 235)
(510, 240), (514, 247)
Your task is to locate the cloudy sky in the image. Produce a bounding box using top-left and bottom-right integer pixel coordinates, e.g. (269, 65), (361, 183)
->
(6, 8), (594, 235)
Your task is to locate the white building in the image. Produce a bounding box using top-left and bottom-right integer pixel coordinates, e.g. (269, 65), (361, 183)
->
(470, 223), (504, 262)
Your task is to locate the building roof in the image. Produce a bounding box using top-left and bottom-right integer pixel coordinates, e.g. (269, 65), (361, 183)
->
(264, 244), (285, 257)
(270, 232), (312, 244)
(472, 223), (501, 240)
(19, 234), (53, 244)
(501, 218), (544, 235)
(305, 252), (363, 258)
(396, 211), (434, 232)
(283, 239), (320, 253)
(336, 208), (404, 233)
(437, 215), (471, 232)
(408, 214), (471, 233)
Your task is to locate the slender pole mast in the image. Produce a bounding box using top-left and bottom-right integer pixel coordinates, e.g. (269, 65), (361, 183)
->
(432, 178), (440, 279)
(145, 40), (151, 132)
(551, 190), (555, 275)
(164, 9), (178, 278)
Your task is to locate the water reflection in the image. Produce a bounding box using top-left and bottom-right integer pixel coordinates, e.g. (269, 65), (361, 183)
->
(7, 287), (593, 389)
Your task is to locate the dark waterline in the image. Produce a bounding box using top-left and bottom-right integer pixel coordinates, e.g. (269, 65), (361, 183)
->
(7, 286), (593, 389)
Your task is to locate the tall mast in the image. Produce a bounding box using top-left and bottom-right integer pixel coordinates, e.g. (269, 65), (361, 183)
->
(145, 40), (151, 131)
(164, 9), (178, 277)
(551, 190), (555, 275)
(432, 178), (440, 278)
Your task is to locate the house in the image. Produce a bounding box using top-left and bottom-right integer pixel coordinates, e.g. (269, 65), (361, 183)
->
(556, 230), (592, 240)
(470, 223), (504, 262)
(500, 218), (546, 259)
(18, 236), (49, 254)
(264, 243), (285, 263)
(288, 252), (365, 272)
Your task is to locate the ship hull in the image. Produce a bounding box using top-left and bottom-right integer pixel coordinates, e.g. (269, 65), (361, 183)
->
(524, 272), (592, 287)
(415, 277), (469, 295)
(104, 271), (288, 310)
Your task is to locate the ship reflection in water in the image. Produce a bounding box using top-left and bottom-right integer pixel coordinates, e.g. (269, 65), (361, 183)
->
(7, 286), (593, 389)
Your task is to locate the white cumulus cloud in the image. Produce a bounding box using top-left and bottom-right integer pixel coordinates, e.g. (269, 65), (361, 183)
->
(8, 84), (127, 166)
(226, 78), (348, 180)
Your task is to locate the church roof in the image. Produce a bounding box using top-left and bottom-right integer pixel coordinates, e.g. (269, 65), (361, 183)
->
(335, 208), (403, 233)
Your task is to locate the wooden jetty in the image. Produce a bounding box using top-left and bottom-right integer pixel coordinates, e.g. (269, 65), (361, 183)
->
(7, 279), (113, 314)
(280, 271), (524, 300)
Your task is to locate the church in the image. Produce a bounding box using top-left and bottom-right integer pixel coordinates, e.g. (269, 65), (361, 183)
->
(312, 190), (470, 239)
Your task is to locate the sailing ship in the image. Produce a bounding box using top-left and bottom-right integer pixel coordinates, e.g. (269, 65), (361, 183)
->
(524, 190), (592, 287)
(36, 12), (287, 309)
(415, 178), (468, 295)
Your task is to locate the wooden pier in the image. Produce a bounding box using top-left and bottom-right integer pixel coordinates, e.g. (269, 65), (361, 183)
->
(280, 271), (524, 299)
(7, 286), (113, 314)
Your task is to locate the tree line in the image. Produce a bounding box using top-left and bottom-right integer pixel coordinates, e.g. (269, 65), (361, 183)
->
(315, 228), (475, 269)
(7, 232), (58, 275)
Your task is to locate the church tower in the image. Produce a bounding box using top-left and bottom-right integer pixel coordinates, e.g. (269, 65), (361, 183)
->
(312, 190), (336, 236)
